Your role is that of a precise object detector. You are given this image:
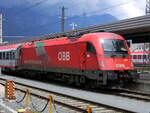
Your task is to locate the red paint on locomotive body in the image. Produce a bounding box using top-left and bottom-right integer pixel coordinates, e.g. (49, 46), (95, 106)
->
(19, 33), (133, 71)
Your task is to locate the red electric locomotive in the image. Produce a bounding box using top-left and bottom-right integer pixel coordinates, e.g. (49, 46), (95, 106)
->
(0, 32), (138, 87)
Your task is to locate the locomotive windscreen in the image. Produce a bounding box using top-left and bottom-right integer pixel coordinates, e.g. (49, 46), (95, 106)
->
(101, 39), (128, 57)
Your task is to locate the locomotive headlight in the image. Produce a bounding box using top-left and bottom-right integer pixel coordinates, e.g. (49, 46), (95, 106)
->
(101, 39), (104, 43)
(100, 60), (106, 68)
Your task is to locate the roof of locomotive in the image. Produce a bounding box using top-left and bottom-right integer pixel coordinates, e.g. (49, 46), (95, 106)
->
(22, 32), (125, 48)
(0, 32), (125, 49)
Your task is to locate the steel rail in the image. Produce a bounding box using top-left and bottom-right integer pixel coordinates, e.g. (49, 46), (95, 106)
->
(117, 88), (150, 96)
(111, 88), (150, 102)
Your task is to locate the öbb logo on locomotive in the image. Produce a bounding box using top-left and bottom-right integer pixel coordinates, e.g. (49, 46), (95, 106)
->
(58, 51), (70, 61)
(0, 32), (139, 87)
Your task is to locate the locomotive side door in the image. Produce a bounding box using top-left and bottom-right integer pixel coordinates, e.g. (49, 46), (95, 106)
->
(85, 42), (98, 70)
(77, 42), (86, 69)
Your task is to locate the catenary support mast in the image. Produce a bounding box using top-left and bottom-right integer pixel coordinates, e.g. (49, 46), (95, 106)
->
(60, 6), (67, 32)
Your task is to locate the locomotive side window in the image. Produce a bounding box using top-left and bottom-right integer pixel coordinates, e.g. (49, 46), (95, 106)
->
(87, 42), (96, 54)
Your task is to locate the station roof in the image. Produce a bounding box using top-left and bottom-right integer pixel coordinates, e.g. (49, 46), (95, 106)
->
(80, 14), (150, 42)
(2, 14), (150, 45)
(87, 14), (150, 34)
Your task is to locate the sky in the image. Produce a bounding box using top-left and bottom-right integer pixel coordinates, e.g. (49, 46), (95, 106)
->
(0, 0), (147, 41)
(0, 0), (145, 19)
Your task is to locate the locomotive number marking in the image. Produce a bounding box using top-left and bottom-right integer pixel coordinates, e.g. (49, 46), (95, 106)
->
(116, 64), (125, 68)
(58, 51), (70, 61)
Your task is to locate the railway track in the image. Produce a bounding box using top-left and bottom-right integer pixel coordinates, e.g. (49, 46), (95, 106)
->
(113, 88), (150, 102)
(0, 77), (134, 113)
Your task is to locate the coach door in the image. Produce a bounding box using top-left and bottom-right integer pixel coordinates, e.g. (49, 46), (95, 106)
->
(78, 43), (86, 69)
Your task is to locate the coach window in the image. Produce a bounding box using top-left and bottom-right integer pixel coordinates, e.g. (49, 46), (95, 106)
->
(10, 52), (13, 59)
(1, 52), (3, 59)
(4, 52), (6, 59)
(143, 55), (146, 59)
(87, 42), (96, 54)
(133, 55), (136, 59)
(132, 55), (134, 59)
(0, 52), (2, 59)
(6, 52), (9, 59)
(2, 52), (4, 59)
(9, 52), (11, 59)
(3, 52), (5, 59)
(12, 52), (15, 59)
(138, 55), (141, 59)
(10, 52), (12, 59)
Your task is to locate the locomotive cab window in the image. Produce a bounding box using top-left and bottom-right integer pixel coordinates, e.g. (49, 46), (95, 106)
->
(86, 42), (96, 54)
(101, 39), (127, 52)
